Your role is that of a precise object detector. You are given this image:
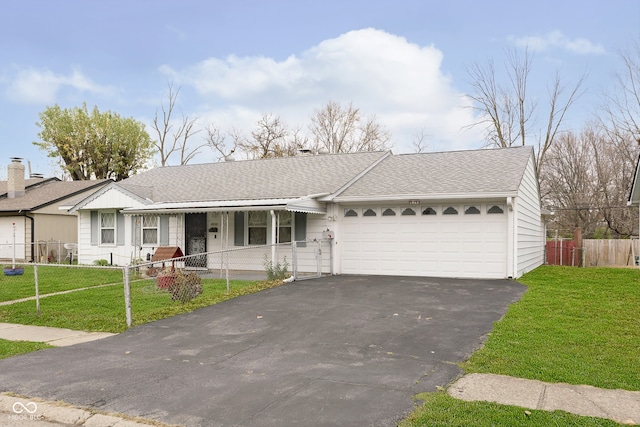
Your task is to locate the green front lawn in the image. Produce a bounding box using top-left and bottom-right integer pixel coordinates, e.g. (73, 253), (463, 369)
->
(0, 265), (124, 302)
(403, 265), (639, 426)
(0, 278), (280, 333)
(463, 266), (640, 391)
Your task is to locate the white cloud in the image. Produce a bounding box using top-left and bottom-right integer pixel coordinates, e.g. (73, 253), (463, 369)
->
(4, 67), (115, 104)
(161, 28), (483, 153)
(509, 30), (606, 55)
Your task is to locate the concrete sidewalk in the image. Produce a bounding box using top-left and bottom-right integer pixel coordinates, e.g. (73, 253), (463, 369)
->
(0, 323), (115, 347)
(449, 373), (640, 425)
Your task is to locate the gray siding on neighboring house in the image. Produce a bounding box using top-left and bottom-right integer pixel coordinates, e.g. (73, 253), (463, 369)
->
(515, 154), (544, 276)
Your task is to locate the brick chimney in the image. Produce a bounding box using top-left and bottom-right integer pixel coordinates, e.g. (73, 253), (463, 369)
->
(7, 158), (25, 198)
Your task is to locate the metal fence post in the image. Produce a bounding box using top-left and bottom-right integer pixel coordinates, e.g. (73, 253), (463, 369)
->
(316, 240), (322, 278)
(34, 264), (40, 317)
(292, 241), (298, 280)
(225, 250), (230, 294)
(123, 266), (132, 327)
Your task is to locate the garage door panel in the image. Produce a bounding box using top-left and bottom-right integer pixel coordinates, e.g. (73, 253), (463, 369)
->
(341, 206), (507, 278)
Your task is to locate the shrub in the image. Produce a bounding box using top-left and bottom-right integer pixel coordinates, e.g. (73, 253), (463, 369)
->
(263, 255), (289, 280)
(167, 270), (203, 303)
(93, 259), (110, 266)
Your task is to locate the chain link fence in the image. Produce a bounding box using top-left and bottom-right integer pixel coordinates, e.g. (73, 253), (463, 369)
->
(1, 239), (332, 330)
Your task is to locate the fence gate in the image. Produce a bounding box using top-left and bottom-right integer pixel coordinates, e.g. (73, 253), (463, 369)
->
(292, 239), (332, 280)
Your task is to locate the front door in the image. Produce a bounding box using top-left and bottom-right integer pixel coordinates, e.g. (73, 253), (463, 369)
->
(185, 213), (207, 267)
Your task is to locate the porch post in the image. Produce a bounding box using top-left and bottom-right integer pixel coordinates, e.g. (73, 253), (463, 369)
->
(270, 210), (276, 262)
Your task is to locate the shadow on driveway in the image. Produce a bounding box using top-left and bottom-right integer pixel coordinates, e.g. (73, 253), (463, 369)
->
(0, 275), (525, 426)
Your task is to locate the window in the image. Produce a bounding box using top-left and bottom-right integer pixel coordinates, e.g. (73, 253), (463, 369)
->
(363, 208), (377, 217)
(488, 205), (505, 214)
(382, 208), (396, 216)
(422, 207), (437, 216)
(443, 206), (458, 215)
(277, 211), (292, 243)
(464, 206), (481, 215)
(142, 215), (159, 245)
(100, 212), (115, 244)
(401, 208), (416, 216)
(344, 209), (358, 217)
(248, 211), (267, 245)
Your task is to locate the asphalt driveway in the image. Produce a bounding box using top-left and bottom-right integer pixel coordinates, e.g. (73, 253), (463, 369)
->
(0, 275), (525, 426)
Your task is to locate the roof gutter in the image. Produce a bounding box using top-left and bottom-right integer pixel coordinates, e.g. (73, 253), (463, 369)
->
(332, 192), (517, 203)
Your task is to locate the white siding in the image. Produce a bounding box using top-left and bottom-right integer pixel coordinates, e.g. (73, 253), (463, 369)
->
(515, 154), (544, 277)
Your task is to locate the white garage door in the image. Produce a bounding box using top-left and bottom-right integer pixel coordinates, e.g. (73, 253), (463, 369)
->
(340, 204), (507, 279)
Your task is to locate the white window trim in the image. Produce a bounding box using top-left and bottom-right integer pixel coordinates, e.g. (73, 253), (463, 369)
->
(247, 211), (268, 245)
(142, 215), (159, 247)
(100, 210), (117, 246)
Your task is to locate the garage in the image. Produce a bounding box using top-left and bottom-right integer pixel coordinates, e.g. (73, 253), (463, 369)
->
(340, 203), (508, 278)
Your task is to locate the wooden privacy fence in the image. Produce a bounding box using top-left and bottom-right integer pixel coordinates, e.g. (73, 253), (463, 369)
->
(582, 239), (639, 267)
(546, 240), (580, 266)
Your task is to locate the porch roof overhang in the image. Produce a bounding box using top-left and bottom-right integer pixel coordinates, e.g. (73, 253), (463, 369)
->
(121, 196), (327, 215)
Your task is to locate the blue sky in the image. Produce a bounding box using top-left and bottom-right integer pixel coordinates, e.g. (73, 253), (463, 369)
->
(1, 0), (639, 177)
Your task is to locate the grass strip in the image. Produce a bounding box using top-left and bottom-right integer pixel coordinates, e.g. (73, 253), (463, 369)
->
(0, 338), (52, 360)
(399, 392), (620, 427)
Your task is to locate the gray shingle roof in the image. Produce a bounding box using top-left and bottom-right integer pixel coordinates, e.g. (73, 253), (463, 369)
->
(0, 179), (111, 212)
(336, 146), (534, 199)
(116, 151), (389, 202)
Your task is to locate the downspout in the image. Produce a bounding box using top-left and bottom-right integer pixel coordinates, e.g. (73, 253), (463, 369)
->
(506, 197), (514, 279)
(25, 213), (34, 263)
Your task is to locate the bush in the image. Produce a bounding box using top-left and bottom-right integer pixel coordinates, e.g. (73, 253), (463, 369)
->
(93, 259), (110, 266)
(167, 270), (203, 303)
(263, 255), (289, 280)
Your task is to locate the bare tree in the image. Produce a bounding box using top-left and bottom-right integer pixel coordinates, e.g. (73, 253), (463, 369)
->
(205, 124), (238, 161)
(309, 100), (391, 153)
(540, 129), (600, 236)
(602, 42), (640, 139)
(237, 113), (290, 159)
(411, 128), (430, 153)
(541, 124), (638, 238)
(466, 48), (583, 173)
(151, 82), (204, 166)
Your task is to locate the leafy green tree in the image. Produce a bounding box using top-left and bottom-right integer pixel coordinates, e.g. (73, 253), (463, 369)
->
(34, 103), (154, 181)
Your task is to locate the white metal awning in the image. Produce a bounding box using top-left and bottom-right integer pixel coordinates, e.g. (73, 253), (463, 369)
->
(121, 197), (327, 215)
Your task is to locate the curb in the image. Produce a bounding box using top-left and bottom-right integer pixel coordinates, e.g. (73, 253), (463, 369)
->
(0, 393), (181, 427)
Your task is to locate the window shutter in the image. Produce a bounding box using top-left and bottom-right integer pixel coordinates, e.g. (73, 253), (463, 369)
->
(116, 212), (125, 246)
(234, 212), (245, 246)
(294, 212), (307, 247)
(90, 211), (98, 246)
(131, 216), (141, 247)
(159, 216), (169, 246)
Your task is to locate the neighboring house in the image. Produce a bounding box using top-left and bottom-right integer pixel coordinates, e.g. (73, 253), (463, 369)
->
(0, 158), (110, 262)
(627, 153), (640, 237)
(70, 146), (544, 279)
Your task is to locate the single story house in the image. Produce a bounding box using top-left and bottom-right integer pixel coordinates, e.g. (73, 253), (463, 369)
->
(0, 158), (110, 262)
(70, 146), (544, 279)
